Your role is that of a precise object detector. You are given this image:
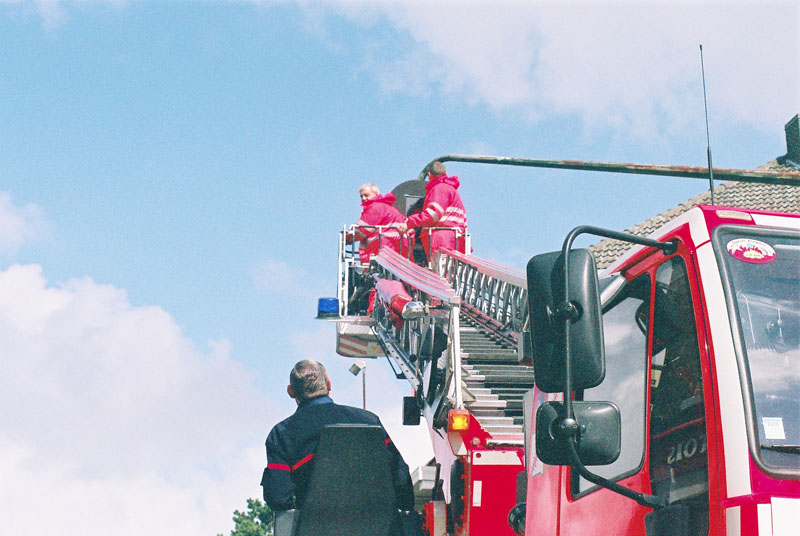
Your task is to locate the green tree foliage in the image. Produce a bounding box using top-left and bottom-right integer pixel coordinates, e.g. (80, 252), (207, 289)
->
(217, 498), (274, 536)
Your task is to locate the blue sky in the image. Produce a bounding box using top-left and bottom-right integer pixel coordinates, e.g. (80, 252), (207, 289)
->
(1, 1), (797, 534)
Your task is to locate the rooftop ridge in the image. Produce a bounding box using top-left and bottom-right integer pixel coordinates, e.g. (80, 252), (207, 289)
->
(589, 159), (800, 268)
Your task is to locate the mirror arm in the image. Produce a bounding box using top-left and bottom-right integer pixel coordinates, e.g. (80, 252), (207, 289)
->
(562, 225), (678, 259)
(558, 224), (670, 510)
(565, 440), (666, 509)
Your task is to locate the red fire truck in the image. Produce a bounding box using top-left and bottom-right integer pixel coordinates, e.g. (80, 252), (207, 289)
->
(322, 151), (800, 536)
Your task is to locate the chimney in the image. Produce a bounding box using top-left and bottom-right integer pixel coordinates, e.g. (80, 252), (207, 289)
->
(785, 114), (800, 166)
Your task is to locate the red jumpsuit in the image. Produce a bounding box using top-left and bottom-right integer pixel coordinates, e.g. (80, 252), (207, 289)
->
(353, 192), (407, 264)
(406, 174), (467, 255)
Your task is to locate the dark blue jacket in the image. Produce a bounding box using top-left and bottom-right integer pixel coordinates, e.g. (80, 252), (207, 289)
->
(261, 396), (415, 511)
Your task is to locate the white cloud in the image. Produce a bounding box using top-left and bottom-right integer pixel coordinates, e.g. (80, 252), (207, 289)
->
(252, 257), (325, 299)
(1, 0), (130, 27)
(34, 0), (67, 27)
(0, 263), (269, 536)
(252, 258), (299, 292)
(15, 1), (796, 134)
(529, 3), (798, 134)
(305, 0), (799, 136)
(0, 0), (68, 27)
(0, 192), (47, 254)
(289, 322), (337, 361)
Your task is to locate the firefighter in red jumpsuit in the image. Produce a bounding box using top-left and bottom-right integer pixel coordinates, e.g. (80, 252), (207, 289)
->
(397, 161), (467, 257)
(347, 183), (408, 264)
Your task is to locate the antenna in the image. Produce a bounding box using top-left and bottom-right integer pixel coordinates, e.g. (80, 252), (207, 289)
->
(700, 44), (716, 204)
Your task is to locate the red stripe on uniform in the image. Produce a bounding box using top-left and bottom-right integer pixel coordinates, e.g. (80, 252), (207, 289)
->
(291, 453), (315, 471)
(385, 438), (392, 446)
(267, 463), (290, 471)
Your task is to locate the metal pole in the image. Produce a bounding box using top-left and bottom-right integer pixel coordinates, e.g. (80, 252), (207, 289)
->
(700, 44), (716, 204)
(416, 154), (800, 186)
(362, 366), (366, 410)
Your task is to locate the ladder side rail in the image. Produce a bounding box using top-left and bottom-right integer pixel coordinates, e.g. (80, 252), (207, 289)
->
(438, 249), (530, 347)
(477, 271), (487, 315)
(384, 257), (457, 289)
(455, 254), (470, 301)
(437, 249), (527, 305)
(490, 277), (502, 320)
(452, 256), (466, 302)
(438, 248), (526, 288)
(468, 264), (479, 305)
(441, 247), (527, 329)
(475, 271), (486, 315)
(509, 284), (528, 333)
(371, 249), (460, 304)
(377, 247), (456, 287)
(446, 254), (467, 305)
(504, 282), (521, 330)
(498, 280), (511, 326)
(495, 279), (506, 325)
(464, 263), (478, 308)
(446, 250), (525, 324)
(483, 273), (494, 316)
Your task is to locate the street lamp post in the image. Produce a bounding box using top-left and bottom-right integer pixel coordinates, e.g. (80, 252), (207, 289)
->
(348, 360), (367, 409)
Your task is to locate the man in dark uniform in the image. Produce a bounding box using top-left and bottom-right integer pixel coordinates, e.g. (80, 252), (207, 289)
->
(261, 359), (415, 512)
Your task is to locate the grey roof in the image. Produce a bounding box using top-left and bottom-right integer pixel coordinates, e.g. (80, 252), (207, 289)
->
(589, 159), (800, 269)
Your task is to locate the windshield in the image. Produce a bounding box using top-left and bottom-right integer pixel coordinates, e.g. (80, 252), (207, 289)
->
(716, 227), (800, 472)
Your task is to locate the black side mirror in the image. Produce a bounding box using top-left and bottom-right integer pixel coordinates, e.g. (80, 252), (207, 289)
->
(526, 227), (670, 511)
(527, 249), (605, 393)
(535, 401), (621, 466)
(402, 396), (421, 426)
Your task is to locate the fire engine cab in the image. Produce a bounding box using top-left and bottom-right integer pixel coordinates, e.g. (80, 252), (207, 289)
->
(520, 205), (800, 536)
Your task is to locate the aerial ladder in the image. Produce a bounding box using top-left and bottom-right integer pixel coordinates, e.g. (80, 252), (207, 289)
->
(320, 169), (534, 535)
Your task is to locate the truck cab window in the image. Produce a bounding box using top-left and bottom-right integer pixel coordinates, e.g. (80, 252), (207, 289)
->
(575, 274), (650, 494)
(648, 256), (709, 535)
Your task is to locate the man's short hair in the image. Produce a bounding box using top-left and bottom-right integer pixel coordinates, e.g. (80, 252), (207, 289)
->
(359, 183), (380, 195)
(290, 360), (330, 401)
(429, 161), (446, 177)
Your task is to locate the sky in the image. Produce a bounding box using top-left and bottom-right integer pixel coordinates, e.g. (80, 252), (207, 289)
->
(0, 0), (798, 534)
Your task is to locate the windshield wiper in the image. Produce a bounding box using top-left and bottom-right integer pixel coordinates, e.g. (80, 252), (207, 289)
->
(761, 444), (800, 453)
